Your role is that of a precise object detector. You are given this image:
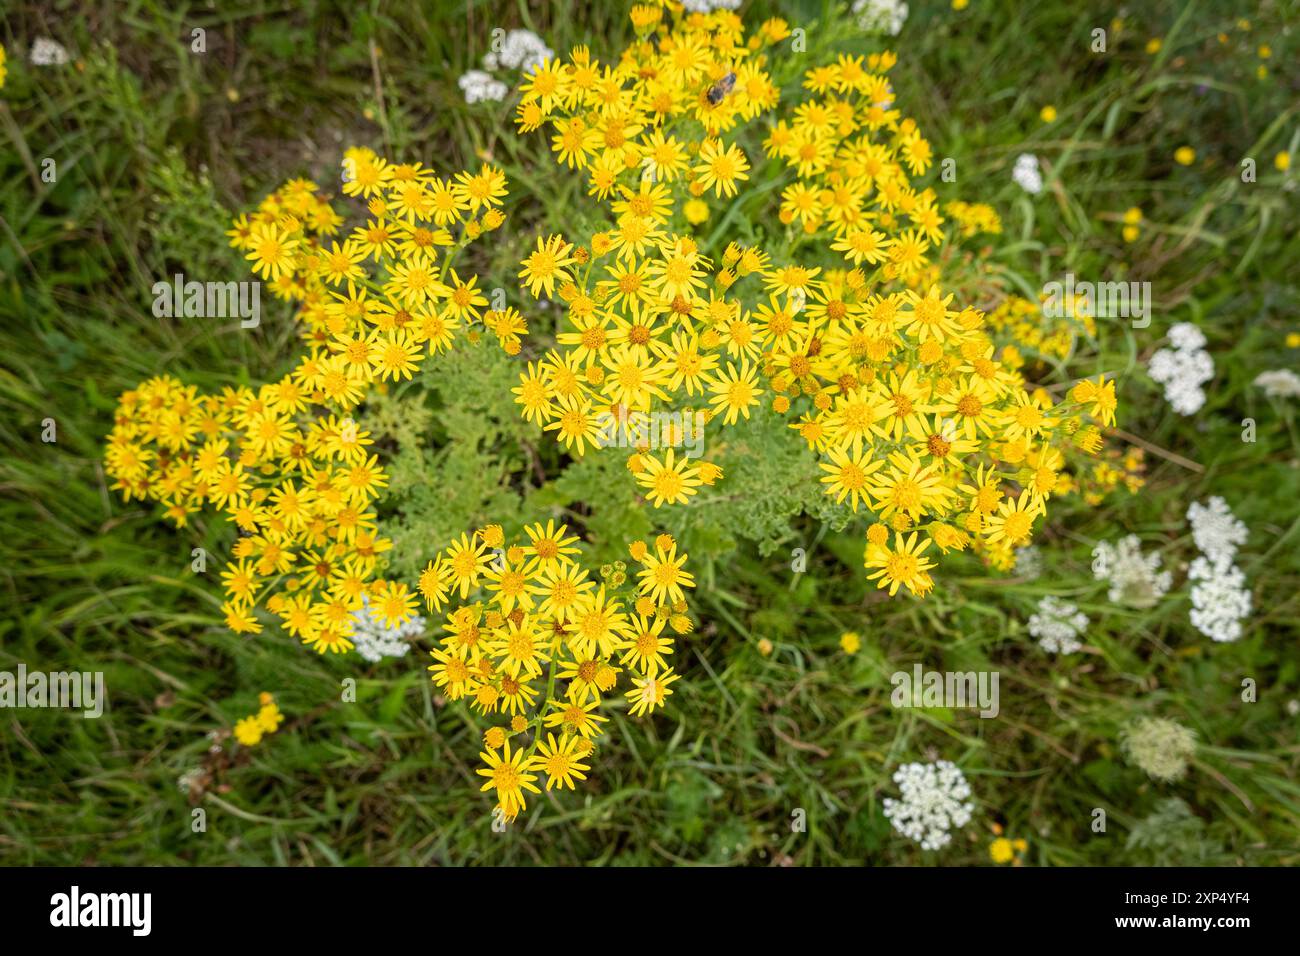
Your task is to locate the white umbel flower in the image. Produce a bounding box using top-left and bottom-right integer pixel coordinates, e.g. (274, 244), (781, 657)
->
(1253, 368), (1300, 399)
(852, 0), (910, 36)
(882, 760), (974, 851)
(1012, 153), (1043, 194)
(1013, 545), (1043, 580)
(464, 28), (553, 104)
(31, 38), (71, 66)
(349, 594), (424, 662)
(482, 29), (554, 74)
(1187, 557), (1251, 643)
(1148, 322), (1214, 415)
(1121, 716), (1196, 782)
(682, 0), (742, 11)
(1185, 497), (1250, 643)
(1028, 596), (1088, 654)
(458, 69), (508, 104)
(1092, 535), (1172, 608)
(1186, 496), (1248, 565)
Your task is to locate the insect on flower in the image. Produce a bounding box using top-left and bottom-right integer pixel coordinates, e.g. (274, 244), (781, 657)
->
(705, 71), (737, 106)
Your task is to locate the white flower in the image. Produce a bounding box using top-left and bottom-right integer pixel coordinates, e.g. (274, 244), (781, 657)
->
(482, 29), (553, 74)
(682, 0), (742, 11)
(1121, 717), (1196, 782)
(1012, 153), (1043, 195)
(1253, 369), (1300, 399)
(349, 594), (424, 662)
(1028, 596), (1088, 654)
(1185, 497), (1250, 642)
(1013, 546), (1043, 580)
(852, 0), (909, 36)
(1147, 322), (1214, 415)
(1186, 496), (1247, 565)
(1187, 557), (1251, 643)
(1092, 535), (1172, 608)
(1168, 322), (1207, 351)
(30, 38), (71, 67)
(458, 69), (508, 104)
(882, 760), (974, 851)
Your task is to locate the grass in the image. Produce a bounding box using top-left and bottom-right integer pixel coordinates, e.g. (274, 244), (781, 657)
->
(1, 0), (1297, 866)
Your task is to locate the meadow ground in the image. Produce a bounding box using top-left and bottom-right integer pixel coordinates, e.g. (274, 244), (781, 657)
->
(1, 0), (1297, 866)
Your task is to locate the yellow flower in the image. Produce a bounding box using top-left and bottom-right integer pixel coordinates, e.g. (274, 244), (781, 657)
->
(626, 670), (679, 717)
(989, 837), (1014, 864)
(1275, 151), (1291, 172)
(694, 140), (750, 198)
(840, 631), (861, 654)
(519, 233), (576, 298)
(256, 702), (284, 734)
(532, 733), (591, 790)
(234, 716), (264, 746)
(864, 532), (935, 597)
(636, 448), (704, 507)
(1174, 146), (1196, 166)
(477, 740), (542, 821)
(983, 489), (1040, 546)
(1039, 105), (1057, 123)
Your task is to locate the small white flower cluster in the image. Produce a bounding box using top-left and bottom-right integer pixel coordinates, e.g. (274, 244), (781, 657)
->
(1092, 535), (1172, 608)
(1186, 497), (1251, 643)
(852, 0), (910, 36)
(882, 760), (974, 851)
(1254, 368), (1300, 399)
(1187, 495), (1248, 563)
(458, 69), (509, 105)
(349, 594), (424, 662)
(482, 29), (554, 74)
(1014, 545), (1043, 580)
(1012, 153), (1043, 195)
(176, 767), (205, 794)
(1028, 596), (1089, 655)
(1121, 716), (1196, 782)
(31, 38), (71, 66)
(682, 0), (742, 12)
(459, 29), (554, 104)
(1148, 322), (1214, 415)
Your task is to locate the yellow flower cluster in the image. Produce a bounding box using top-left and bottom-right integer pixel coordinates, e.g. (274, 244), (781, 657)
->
(417, 523), (694, 820)
(944, 201), (1003, 238)
(234, 692), (284, 746)
(509, 6), (1120, 598)
(989, 835), (1028, 865)
(984, 294), (1095, 364)
(508, 9), (805, 500)
(105, 151), (511, 649)
(229, 147), (513, 362)
(1119, 205), (1143, 243)
(1077, 443), (1146, 506)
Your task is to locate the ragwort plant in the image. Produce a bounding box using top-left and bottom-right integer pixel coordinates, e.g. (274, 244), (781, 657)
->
(510, 4), (1126, 598)
(99, 2), (1148, 826)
